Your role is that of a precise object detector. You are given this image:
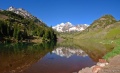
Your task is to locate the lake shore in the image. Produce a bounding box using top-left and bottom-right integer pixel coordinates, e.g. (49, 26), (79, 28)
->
(98, 55), (120, 73)
(78, 55), (120, 73)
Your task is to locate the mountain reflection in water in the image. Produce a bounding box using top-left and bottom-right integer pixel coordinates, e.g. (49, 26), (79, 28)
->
(52, 47), (87, 58)
(0, 41), (112, 73)
(22, 46), (96, 73)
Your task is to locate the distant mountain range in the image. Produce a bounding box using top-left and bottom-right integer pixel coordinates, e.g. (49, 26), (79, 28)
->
(52, 22), (89, 32)
(6, 6), (89, 32)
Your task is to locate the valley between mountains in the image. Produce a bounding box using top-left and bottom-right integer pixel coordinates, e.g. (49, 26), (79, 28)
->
(57, 15), (120, 73)
(0, 6), (120, 73)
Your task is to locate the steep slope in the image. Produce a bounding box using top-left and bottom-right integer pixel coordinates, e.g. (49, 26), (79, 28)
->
(7, 6), (42, 24)
(86, 15), (116, 32)
(0, 7), (56, 42)
(7, 6), (34, 19)
(74, 15), (120, 39)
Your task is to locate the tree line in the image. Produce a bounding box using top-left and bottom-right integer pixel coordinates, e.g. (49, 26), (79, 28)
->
(0, 10), (57, 43)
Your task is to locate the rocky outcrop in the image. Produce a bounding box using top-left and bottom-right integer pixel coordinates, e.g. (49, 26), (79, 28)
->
(98, 55), (120, 73)
(97, 59), (108, 67)
(7, 6), (42, 23)
(78, 59), (109, 73)
(7, 6), (33, 18)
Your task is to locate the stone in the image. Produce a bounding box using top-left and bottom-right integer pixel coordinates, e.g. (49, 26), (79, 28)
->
(99, 59), (107, 63)
(78, 67), (93, 73)
(97, 62), (105, 67)
(97, 59), (109, 67)
(92, 65), (101, 73)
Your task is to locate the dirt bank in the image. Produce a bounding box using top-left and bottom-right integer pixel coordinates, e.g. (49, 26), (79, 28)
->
(98, 55), (120, 73)
(78, 55), (120, 73)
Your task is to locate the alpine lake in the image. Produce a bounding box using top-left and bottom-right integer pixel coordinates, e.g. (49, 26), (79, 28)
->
(0, 40), (114, 73)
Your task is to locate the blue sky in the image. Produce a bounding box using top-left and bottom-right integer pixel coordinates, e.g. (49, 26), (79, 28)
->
(0, 0), (120, 26)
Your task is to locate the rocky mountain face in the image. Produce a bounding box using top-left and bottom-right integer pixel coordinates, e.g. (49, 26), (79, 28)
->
(7, 6), (42, 23)
(52, 47), (87, 58)
(52, 22), (89, 32)
(7, 6), (33, 19)
(0, 6), (57, 42)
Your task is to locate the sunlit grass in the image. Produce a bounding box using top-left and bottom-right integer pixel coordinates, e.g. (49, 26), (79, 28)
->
(103, 39), (120, 60)
(105, 27), (120, 39)
(58, 22), (120, 60)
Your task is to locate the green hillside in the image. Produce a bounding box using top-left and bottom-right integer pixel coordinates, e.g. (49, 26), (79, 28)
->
(59, 15), (120, 59)
(74, 15), (120, 40)
(0, 10), (57, 43)
(87, 15), (116, 31)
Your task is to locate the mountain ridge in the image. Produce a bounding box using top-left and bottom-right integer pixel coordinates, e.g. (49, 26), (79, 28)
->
(0, 6), (57, 42)
(7, 6), (43, 25)
(7, 6), (36, 19)
(74, 14), (120, 39)
(86, 15), (117, 32)
(52, 22), (89, 32)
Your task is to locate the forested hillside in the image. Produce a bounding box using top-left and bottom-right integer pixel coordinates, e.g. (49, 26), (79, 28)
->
(0, 10), (57, 43)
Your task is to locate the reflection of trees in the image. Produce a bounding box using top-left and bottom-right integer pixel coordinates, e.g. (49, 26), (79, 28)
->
(0, 41), (56, 73)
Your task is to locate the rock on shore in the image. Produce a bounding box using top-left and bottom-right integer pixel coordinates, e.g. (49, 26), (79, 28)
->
(78, 59), (108, 73)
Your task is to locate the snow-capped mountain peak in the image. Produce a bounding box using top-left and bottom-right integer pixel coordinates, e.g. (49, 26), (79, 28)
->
(52, 22), (89, 32)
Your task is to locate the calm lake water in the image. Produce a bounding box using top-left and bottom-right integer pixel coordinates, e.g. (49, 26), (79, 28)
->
(0, 41), (113, 73)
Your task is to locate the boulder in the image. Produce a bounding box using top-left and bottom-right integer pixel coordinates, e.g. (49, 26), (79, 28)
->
(92, 65), (101, 73)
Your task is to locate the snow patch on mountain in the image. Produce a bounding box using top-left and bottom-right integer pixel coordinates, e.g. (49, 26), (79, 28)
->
(52, 22), (89, 32)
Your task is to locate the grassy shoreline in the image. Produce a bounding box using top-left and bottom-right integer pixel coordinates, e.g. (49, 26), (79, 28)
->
(102, 39), (120, 60)
(61, 36), (120, 60)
